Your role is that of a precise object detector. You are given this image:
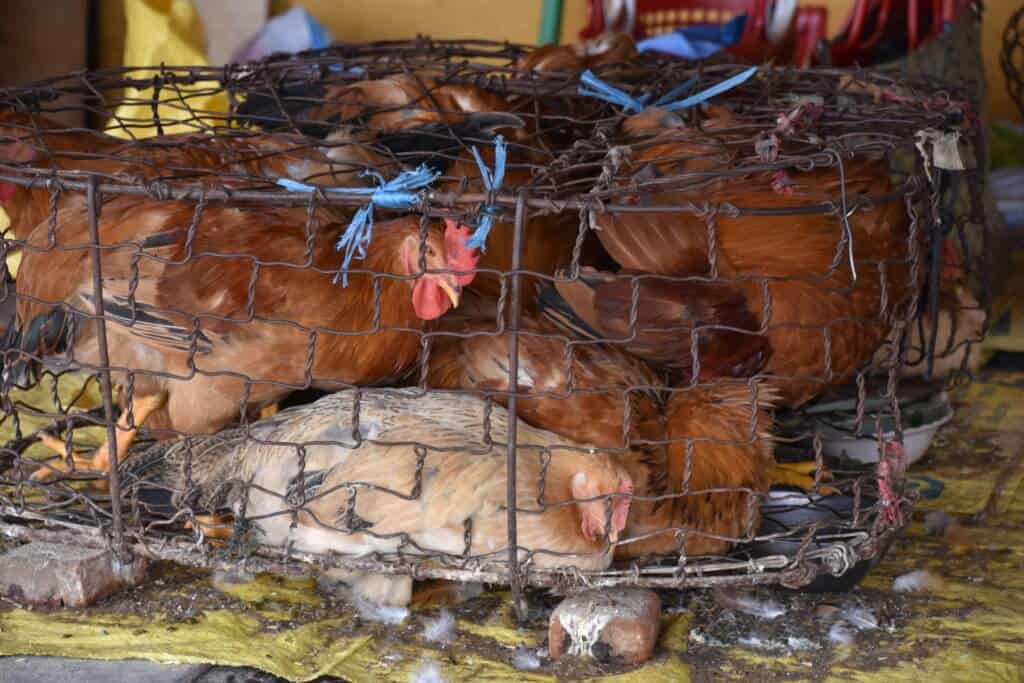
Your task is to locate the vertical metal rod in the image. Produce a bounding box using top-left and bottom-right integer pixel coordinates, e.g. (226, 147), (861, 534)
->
(506, 190), (528, 623)
(86, 176), (126, 559)
(924, 170), (947, 380)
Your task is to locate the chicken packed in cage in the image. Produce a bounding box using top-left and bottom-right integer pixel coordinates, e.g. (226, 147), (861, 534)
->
(0, 39), (982, 611)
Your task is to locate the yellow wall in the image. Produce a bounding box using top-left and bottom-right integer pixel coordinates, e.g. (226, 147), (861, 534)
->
(270, 0), (1018, 121)
(99, 1), (1016, 121)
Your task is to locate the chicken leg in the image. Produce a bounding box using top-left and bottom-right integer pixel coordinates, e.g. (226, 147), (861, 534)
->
(771, 461), (837, 495)
(185, 513), (235, 542)
(30, 391), (168, 487)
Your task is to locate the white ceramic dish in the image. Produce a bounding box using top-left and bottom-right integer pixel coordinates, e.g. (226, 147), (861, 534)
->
(812, 393), (954, 465)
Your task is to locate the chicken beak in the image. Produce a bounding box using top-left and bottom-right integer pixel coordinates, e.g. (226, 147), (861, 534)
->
(438, 277), (461, 309)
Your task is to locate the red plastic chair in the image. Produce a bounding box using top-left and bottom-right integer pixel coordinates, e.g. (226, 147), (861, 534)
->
(579, 0), (772, 63)
(829, 0), (974, 67)
(790, 6), (827, 67)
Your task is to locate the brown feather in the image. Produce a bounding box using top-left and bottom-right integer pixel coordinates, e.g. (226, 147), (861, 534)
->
(425, 301), (776, 559)
(593, 129), (915, 404)
(549, 269), (770, 381)
(17, 199), (467, 434)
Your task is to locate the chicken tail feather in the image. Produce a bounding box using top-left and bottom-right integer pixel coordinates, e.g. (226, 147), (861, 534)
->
(535, 279), (602, 341)
(234, 82), (333, 136)
(2, 307), (75, 389)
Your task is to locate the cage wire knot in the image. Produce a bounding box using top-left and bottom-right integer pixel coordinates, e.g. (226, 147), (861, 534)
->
(276, 164), (439, 286)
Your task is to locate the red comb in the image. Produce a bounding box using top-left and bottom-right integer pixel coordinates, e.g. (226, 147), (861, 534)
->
(444, 218), (480, 286)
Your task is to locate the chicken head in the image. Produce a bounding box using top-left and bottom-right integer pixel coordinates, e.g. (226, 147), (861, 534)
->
(402, 218), (480, 320)
(571, 469), (634, 543)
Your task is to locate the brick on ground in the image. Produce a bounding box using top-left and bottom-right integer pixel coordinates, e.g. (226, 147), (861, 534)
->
(0, 542), (148, 608)
(549, 588), (662, 665)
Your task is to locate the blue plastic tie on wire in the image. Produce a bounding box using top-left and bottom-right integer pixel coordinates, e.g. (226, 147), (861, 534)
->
(652, 76), (698, 107)
(579, 67), (757, 115)
(275, 163), (439, 286)
(659, 66), (758, 112)
(578, 70), (651, 113)
(465, 134), (506, 252)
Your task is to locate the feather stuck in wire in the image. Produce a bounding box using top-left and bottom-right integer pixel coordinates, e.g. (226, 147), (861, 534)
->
(275, 164), (439, 286)
(464, 134), (506, 252)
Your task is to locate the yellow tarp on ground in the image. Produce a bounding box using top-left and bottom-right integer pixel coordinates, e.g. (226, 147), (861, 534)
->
(2, 371), (1024, 681)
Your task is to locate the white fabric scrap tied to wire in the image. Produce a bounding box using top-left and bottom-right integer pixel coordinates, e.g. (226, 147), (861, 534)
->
(915, 128), (966, 184)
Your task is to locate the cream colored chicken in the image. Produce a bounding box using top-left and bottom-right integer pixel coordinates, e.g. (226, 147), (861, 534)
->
(125, 389), (634, 606)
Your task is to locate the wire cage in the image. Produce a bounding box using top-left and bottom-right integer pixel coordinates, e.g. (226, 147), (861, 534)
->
(1002, 5), (1024, 121)
(0, 39), (983, 615)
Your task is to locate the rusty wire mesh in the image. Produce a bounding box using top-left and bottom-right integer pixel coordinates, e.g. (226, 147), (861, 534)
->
(1002, 5), (1024, 121)
(0, 40), (985, 607)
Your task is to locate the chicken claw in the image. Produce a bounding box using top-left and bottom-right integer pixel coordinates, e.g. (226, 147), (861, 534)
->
(771, 461), (838, 495)
(30, 391), (169, 488)
(259, 403), (280, 420)
(185, 513), (235, 543)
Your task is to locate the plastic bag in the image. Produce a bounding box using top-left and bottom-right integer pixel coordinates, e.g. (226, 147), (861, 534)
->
(231, 7), (331, 64)
(636, 14), (745, 60)
(107, 0), (228, 139)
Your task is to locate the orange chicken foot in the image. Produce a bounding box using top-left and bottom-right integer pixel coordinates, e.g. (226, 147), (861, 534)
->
(771, 461), (837, 495)
(185, 513), (235, 543)
(30, 391), (168, 488)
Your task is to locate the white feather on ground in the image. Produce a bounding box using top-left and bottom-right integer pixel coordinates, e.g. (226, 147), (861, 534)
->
(355, 595), (410, 624)
(715, 589), (786, 620)
(893, 569), (945, 593)
(828, 622), (857, 645)
(841, 606), (878, 631)
(410, 660), (446, 683)
(422, 610), (456, 644)
(511, 647), (542, 671)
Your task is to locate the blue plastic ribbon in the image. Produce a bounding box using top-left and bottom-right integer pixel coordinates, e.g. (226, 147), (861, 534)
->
(637, 13), (747, 60)
(652, 75), (698, 107)
(577, 66), (757, 115)
(659, 66), (758, 112)
(275, 164), (439, 286)
(465, 134), (506, 252)
(578, 70), (651, 113)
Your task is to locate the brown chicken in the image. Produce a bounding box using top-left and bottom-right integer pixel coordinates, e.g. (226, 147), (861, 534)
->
(515, 33), (638, 73)
(426, 299), (777, 558)
(236, 75), (582, 310)
(587, 107), (915, 405)
(236, 74), (532, 142)
(0, 107), (518, 245)
(540, 268), (771, 382)
(0, 113), (378, 242)
(15, 202), (479, 481)
(124, 389), (634, 606)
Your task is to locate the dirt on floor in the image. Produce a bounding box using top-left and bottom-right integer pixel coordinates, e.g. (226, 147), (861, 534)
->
(2, 370), (1024, 681)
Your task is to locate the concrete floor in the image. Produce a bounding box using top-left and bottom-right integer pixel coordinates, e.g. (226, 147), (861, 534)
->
(0, 657), (337, 682)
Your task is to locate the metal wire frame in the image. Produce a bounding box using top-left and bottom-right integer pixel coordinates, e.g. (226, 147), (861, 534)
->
(1002, 5), (1024, 121)
(0, 45), (983, 616)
